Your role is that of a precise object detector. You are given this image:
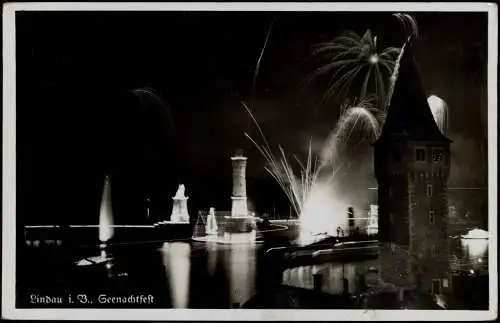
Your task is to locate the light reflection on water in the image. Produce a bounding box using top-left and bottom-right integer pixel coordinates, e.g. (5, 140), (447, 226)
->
(283, 260), (377, 295)
(206, 241), (218, 276)
(160, 232), (259, 308)
(161, 242), (191, 308)
(24, 225), (490, 309)
(225, 237), (258, 307)
(283, 237), (490, 296)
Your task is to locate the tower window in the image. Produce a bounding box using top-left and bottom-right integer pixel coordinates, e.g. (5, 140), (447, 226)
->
(429, 210), (436, 224)
(431, 245), (438, 257)
(427, 184), (433, 197)
(432, 149), (443, 162)
(416, 149), (426, 161)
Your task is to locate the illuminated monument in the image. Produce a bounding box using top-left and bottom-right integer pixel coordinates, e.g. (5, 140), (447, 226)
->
(231, 149), (248, 217)
(170, 184), (190, 223)
(374, 37), (452, 299)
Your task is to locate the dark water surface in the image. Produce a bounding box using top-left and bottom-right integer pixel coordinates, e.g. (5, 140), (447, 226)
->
(18, 229), (285, 309)
(17, 226), (489, 309)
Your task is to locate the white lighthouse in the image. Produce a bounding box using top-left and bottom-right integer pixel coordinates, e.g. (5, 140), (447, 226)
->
(231, 150), (248, 217)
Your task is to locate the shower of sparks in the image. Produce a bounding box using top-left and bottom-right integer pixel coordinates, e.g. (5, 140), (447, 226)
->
(243, 102), (320, 217)
(320, 97), (381, 167)
(244, 98), (380, 241)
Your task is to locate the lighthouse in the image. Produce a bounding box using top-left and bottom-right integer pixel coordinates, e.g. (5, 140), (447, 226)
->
(231, 149), (248, 217)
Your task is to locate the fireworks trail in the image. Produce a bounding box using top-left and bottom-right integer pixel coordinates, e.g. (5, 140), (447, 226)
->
(384, 39), (408, 111)
(385, 13), (419, 111)
(131, 87), (175, 133)
(393, 13), (419, 40)
(251, 17), (276, 109)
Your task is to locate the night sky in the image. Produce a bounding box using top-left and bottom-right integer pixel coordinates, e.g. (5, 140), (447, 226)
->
(16, 11), (488, 225)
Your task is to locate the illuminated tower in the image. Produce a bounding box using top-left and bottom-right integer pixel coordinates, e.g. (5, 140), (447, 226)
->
(231, 150), (248, 217)
(374, 38), (452, 298)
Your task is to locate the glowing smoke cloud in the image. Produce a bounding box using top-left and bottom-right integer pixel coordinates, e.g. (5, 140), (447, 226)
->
(298, 181), (348, 244)
(99, 176), (114, 243)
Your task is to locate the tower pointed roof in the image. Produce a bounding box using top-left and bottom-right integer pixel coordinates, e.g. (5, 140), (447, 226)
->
(377, 38), (451, 143)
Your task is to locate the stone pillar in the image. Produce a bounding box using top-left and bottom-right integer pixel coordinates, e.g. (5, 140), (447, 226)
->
(231, 150), (248, 217)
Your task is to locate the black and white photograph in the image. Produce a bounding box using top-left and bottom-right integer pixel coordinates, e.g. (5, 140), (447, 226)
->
(2, 2), (497, 321)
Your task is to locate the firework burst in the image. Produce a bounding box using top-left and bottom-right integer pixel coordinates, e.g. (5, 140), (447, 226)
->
(310, 29), (400, 109)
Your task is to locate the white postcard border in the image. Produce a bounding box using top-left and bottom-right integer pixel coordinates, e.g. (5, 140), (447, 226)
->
(2, 2), (498, 321)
